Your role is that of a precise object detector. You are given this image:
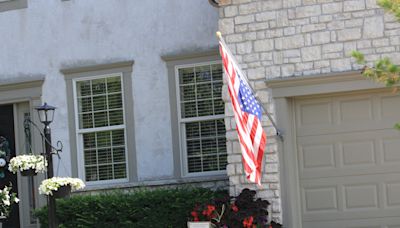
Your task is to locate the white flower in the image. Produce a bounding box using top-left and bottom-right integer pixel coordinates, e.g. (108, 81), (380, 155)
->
(0, 185), (18, 217)
(3, 199), (10, 206)
(8, 154), (47, 174)
(39, 177), (85, 196)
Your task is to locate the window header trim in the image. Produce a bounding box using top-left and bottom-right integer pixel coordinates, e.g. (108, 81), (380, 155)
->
(61, 61), (134, 76)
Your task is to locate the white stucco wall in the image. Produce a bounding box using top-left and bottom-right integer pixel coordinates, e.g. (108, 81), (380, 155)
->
(0, 0), (219, 181)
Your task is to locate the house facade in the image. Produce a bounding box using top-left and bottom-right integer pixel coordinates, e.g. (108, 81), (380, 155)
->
(2, 0), (400, 227)
(218, 0), (400, 227)
(0, 1), (227, 227)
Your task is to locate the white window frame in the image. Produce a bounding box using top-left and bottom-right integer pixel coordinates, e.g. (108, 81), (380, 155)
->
(175, 60), (227, 178)
(72, 73), (129, 186)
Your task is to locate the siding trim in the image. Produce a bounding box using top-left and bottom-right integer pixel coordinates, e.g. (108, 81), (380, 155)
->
(0, 0), (27, 13)
(266, 71), (385, 98)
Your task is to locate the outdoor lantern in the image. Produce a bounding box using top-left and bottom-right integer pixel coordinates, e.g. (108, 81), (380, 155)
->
(35, 103), (56, 125)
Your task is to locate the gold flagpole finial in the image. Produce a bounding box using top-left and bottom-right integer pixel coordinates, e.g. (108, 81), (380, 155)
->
(216, 31), (222, 39)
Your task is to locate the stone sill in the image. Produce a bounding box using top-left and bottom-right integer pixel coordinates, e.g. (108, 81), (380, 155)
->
(75, 175), (228, 193)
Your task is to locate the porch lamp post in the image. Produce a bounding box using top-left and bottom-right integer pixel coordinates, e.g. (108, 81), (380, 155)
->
(35, 103), (57, 228)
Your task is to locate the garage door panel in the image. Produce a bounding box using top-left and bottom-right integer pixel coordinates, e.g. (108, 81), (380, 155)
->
(344, 184), (379, 210)
(383, 137), (400, 163)
(298, 129), (400, 179)
(296, 93), (400, 137)
(385, 182), (400, 208)
(342, 140), (375, 166)
(303, 187), (338, 212)
(301, 164), (400, 180)
(381, 95), (400, 118)
(339, 97), (373, 122)
(297, 99), (333, 126)
(301, 143), (335, 169)
(300, 174), (400, 222)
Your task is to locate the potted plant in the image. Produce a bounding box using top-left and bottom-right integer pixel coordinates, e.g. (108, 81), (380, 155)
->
(0, 185), (19, 220)
(188, 188), (283, 228)
(188, 203), (225, 228)
(39, 177), (85, 198)
(8, 154), (47, 176)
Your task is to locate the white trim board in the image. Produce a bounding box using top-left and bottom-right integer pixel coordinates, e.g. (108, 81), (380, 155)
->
(266, 71), (385, 98)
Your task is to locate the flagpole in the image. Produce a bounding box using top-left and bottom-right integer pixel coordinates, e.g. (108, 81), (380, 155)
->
(216, 31), (284, 141)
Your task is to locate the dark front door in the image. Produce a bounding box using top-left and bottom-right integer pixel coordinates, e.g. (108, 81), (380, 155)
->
(0, 104), (20, 228)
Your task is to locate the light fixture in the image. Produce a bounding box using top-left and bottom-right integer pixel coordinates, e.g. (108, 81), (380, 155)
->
(208, 0), (220, 7)
(35, 103), (56, 125)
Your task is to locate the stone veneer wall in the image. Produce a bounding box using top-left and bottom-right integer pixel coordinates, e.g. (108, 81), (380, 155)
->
(218, 0), (400, 223)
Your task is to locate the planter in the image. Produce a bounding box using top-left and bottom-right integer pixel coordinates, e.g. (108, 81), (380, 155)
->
(0, 215), (7, 223)
(187, 222), (212, 228)
(52, 185), (71, 198)
(20, 169), (37, 176)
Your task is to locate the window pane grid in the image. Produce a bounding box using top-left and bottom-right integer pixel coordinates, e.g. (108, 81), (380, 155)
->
(83, 129), (127, 182)
(179, 64), (224, 118)
(185, 119), (227, 173)
(77, 76), (124, 129)
(76, 75), (127, 183)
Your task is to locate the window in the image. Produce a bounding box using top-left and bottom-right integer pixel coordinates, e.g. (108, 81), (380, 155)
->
(176, 62), (227, 175)
(73, 75), (128, 183)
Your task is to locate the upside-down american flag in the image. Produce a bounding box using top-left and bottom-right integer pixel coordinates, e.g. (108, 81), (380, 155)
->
(219, 39), (267, 185)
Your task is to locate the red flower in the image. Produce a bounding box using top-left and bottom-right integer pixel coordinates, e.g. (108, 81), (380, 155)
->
(202, 204), (216, 218)
(207, 205), (216, 213)
(243, 216), (254, 228)
(231, 203), (239, 212)
(191, 210), (199, 222)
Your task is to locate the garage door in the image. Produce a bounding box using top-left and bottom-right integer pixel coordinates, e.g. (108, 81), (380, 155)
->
(295, 90), (400, 228)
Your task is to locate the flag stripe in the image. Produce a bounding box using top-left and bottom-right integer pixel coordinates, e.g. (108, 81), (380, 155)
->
(219, 40), (267, 185)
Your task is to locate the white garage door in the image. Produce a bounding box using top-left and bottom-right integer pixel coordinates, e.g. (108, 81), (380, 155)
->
(295, 90), (400, 228)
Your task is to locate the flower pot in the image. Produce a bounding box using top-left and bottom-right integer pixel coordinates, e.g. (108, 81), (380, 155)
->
(52, 185), (71, 198)
(20, 169), (37, 176)
(0, 215), (7, 223)
(187, 222), (212, 228)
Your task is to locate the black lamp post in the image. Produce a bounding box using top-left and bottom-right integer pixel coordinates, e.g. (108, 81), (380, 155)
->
(35, 103), (57, 228)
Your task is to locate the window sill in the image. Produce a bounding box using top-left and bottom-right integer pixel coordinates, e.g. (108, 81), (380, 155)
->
(75, 175), (228, 193)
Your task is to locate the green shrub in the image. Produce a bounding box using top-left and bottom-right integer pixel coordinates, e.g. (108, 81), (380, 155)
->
(34, 187), (227, 228)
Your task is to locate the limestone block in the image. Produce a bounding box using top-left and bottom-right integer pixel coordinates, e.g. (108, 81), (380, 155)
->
(275, 35), (304, 50)
(363, 16), (384, 39)
(311, 31), (331, 44)
(296, 5), (321, 18)
(322, 2), (342, 14)
(234, 15), (254, 24)
(224, 5), (238, 17)
(254, 39), (274, 52)
(344, 0), (366, 12)
(301, 46), (321, 62)
(337, 28), (362, 41)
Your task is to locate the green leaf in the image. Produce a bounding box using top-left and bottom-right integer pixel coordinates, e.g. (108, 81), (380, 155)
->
(351, 51), (365, 64)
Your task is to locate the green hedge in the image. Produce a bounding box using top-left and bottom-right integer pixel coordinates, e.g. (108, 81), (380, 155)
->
(35, 187), (227, 228)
